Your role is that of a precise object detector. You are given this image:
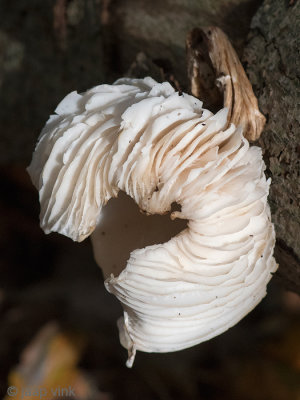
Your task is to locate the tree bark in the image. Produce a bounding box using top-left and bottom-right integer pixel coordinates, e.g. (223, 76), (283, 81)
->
(243, 0), (300, 293)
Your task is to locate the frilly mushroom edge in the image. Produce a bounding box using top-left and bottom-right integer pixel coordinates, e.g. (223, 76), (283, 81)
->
(28, 77), (277, 367)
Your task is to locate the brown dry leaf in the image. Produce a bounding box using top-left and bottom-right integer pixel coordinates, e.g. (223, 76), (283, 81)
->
(186, 26), (266, 141)
(5, 322), (111, 400)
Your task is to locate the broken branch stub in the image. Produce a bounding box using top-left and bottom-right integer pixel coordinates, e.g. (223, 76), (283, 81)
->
(186, 27), (266, 141)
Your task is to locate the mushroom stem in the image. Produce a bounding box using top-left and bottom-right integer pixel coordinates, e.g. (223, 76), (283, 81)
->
(186, 27), (266, 141)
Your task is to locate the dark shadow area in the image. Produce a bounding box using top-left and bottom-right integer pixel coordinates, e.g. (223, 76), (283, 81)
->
(92, 191), (188, 278)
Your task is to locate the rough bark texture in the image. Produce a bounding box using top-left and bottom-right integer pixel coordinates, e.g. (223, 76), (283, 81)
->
(244, 0), (300, 293)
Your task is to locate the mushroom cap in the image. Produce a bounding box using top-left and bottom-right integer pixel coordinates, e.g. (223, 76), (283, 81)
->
(28, 77), (277, 367)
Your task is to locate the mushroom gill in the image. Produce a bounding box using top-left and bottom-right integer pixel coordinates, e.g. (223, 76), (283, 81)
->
(28, 77), (277, 367)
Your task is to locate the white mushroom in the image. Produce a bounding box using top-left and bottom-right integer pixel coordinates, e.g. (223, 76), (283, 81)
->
(28, 77), (277, 367)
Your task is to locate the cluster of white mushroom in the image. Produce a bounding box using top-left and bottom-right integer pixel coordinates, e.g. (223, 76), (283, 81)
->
(28, 77), (277, 367)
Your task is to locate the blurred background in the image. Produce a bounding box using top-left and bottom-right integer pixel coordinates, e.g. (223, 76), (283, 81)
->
(0, 1), (299, 399)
